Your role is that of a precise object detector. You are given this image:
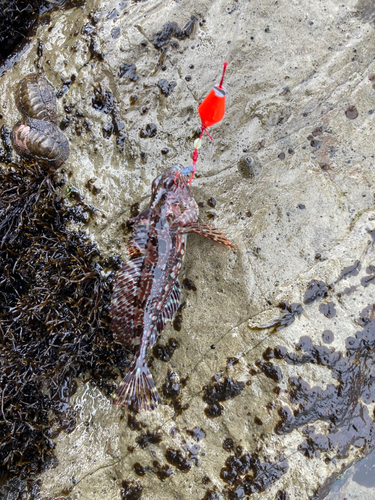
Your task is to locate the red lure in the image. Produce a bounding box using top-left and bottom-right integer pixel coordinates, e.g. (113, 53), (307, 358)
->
(111, 166), (236, 411)
(187, 61), (228, 183)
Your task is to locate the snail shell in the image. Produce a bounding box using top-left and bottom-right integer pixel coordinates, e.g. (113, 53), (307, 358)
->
(16, 74), (57, 123)
(11, 118), (70, 169)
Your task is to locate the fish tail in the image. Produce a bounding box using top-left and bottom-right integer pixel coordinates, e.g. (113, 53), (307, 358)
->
(113, 361), (160, 411)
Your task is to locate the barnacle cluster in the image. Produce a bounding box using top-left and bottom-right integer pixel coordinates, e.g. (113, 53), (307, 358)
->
(0, 157), (129, 485)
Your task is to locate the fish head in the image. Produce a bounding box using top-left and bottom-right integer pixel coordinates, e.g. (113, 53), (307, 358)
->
(150, 165), (198, 225)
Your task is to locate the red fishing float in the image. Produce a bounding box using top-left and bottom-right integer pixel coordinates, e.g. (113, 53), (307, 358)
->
(198, 61), (227, 128)
(176, 62), (228, 184)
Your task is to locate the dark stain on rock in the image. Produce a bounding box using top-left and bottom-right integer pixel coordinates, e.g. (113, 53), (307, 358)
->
(336, 260), (361, 283)
(207, 197), (217, 208)
(182, 278), (197, 291)
(165, 448), (192, 473)
(220, 449), (288, 499)
(254, 416), (263, 425)
(139, 123), (157, 138)
(203, 377), (245, 418)
(119, 63), (139, 82)
(354, 0), (375, 24)
(278, 152), (285, 160)
(112, 26), (121, 39)
(173, 302), (185, 331)
(256, 360), (283, 383)
(345, 105), (358, 120)
(361, 268), (375, 287)
(322, 330), (334, 344)
(337, 285), (357, 297)
(238, 155), (262, 179)
(227, 357), (239, 369)
(187, 427), (206, 441)
(319, 302), (336, 318)
(152, 338), (180, 362)
(157, 79), (177, 96)
(303, 280), (328, 305)
(121, 479), (143, 500)
(153, 16), (197, 49)
(275, 491), (289, 500)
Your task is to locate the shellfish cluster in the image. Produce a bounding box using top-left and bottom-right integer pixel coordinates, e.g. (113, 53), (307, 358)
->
(11, 73), (70, 168)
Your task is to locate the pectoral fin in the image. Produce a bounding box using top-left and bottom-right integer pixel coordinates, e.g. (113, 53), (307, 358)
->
(181, 222), (237, 249)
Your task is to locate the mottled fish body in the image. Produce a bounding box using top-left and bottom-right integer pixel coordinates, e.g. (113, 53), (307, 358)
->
(111, 165), (236, 411)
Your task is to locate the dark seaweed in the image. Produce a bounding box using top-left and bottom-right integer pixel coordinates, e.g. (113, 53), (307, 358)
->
(162, 369), (188, 414)
(256, 360), (283, 383)
(220, 450), (288, 499)
(0, 1), (82, 62)
(136, 430), (163, 449)
(121, 479), (143, 500)
(0, 160), (129, 484)
(157, 79), (177, 96)
(152, 460), (173, 481)
(165, 448), (192, 473)
(119, 63), (139, 82)
(139, 123), (157, 138)
(203, 377), (245, 418)
(201, 490), (219, 500)
(152, 337), (180, 361)
(153, 16), (197, 49)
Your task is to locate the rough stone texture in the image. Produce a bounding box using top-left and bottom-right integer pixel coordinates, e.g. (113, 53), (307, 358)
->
(1, 0), (375, 498)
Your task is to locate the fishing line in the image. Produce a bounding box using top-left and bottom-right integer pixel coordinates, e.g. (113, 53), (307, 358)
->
(180, 0), (244, 184)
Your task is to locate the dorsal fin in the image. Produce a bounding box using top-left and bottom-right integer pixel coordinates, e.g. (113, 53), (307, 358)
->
(126, 210), (151, 257)
(111, 256), (144, 348)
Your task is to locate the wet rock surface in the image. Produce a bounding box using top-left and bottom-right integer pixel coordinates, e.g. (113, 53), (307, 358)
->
(1, 0), (375, 499)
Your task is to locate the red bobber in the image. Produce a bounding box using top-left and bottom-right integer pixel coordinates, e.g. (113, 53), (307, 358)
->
(198, 61), (227, 128)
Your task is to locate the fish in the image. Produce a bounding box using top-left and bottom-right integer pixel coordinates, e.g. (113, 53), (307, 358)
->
(111, 165), (236, 411)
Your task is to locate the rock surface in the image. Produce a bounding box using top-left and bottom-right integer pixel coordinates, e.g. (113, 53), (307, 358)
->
(1, 0), (375, 498)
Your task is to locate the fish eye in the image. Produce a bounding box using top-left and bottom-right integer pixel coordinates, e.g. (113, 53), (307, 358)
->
(165, 178), (175, 190)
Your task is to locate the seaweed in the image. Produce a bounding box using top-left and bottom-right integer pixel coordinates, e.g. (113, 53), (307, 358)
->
(0, 159), (129, 485)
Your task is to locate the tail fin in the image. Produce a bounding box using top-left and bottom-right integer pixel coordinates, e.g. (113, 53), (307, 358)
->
(113, 361), (160, 411)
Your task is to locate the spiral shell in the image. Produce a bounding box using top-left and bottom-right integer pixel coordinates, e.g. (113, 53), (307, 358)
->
(11, 119), (70, 169)
(16, 74), (57, 123)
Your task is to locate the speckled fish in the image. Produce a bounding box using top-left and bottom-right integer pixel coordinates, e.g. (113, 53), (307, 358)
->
(111, 165), (236, 411)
